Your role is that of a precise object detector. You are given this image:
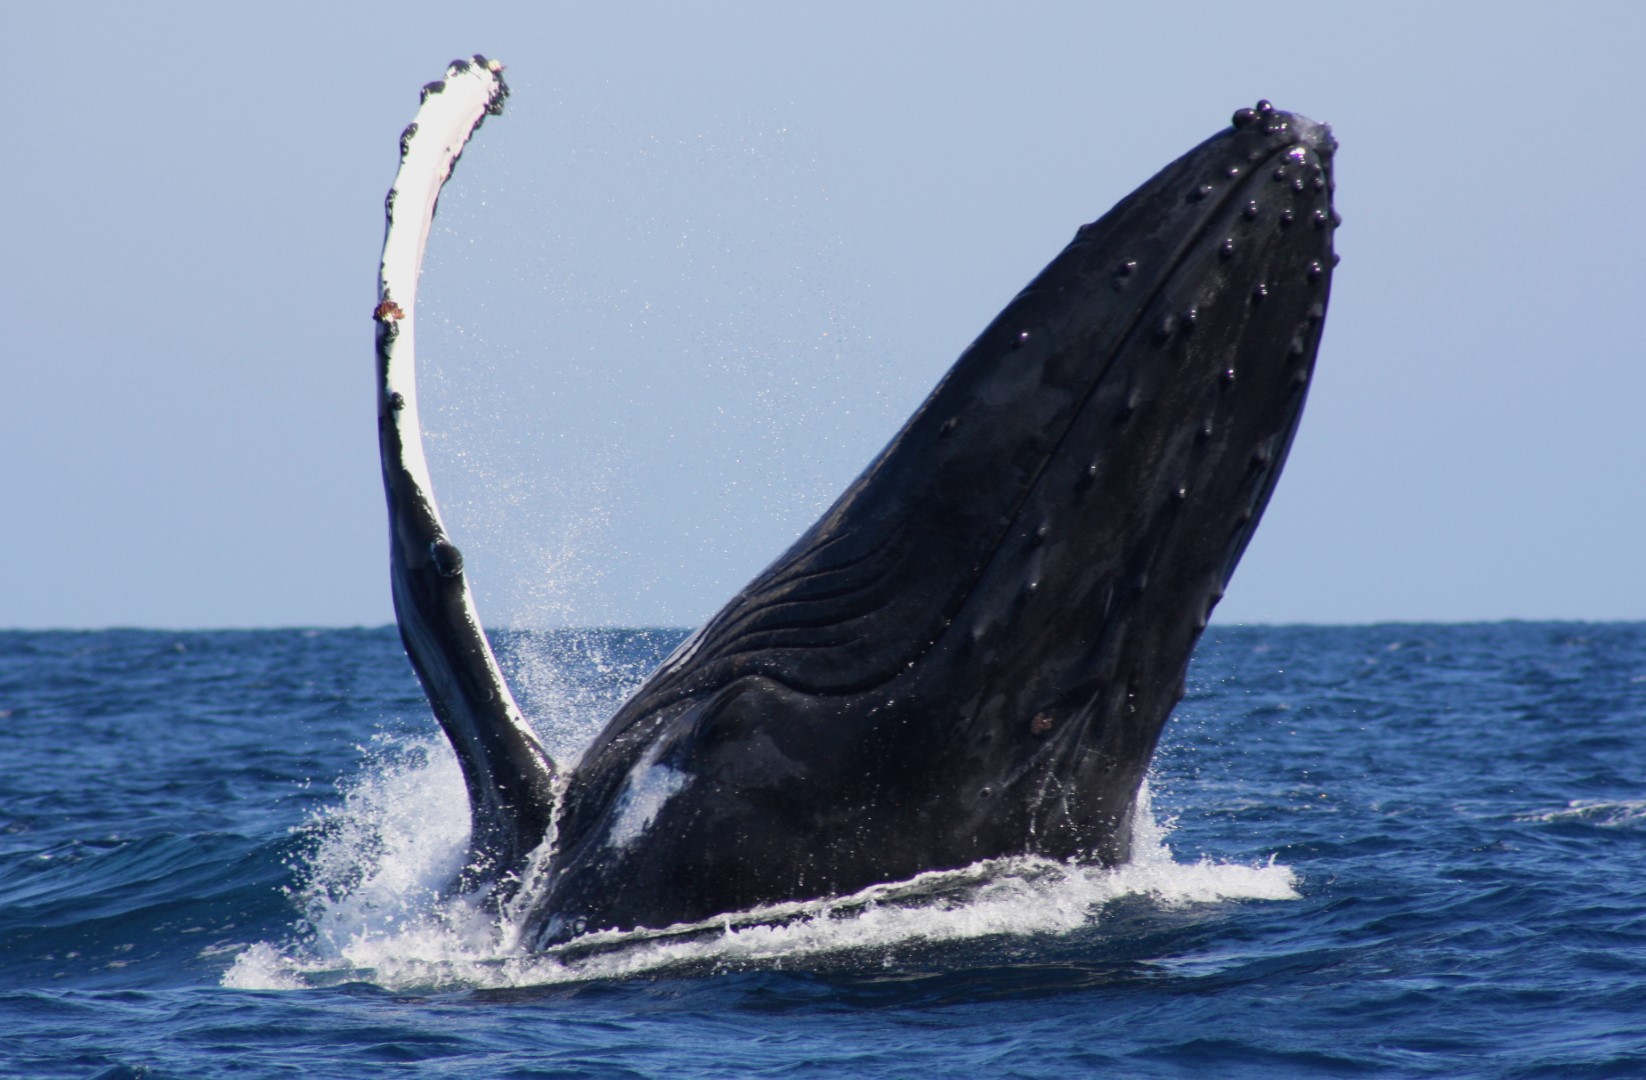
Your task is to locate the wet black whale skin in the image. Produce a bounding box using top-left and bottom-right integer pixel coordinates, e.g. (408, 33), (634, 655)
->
(395, 100), (1339, 947)
(521, 103), (1338, 945)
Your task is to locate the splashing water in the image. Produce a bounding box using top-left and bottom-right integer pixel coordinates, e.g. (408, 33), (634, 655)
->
(225, 715), (1297, 992)
(494, 628), (664, 768)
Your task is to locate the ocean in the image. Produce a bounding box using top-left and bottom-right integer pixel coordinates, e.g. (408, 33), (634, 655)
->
(3, 622), (1644, 1077)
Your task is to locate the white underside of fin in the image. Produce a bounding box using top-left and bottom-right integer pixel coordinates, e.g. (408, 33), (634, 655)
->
(377, 59), (545, 761)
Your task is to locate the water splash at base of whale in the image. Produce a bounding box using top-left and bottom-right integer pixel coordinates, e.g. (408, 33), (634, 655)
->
(225, 734), (1297, 992)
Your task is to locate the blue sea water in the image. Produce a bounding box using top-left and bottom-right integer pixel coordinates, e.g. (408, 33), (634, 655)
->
(3, 622), (1645, 1077)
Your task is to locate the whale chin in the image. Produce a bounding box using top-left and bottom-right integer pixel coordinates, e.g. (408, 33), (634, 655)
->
(373, 69), (1337, 950)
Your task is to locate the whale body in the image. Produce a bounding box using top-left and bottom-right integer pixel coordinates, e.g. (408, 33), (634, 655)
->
(373, 60), (1337, 948)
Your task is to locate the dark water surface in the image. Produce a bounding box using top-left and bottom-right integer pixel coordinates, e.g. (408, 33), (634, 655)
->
(3, 624), (1645, 1077)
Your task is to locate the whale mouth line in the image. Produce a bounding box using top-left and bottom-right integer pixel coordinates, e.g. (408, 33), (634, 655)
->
(231, 765), (1302, 990)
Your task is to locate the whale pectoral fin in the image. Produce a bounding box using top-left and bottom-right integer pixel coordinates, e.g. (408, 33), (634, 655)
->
(374, 57), (556, 884)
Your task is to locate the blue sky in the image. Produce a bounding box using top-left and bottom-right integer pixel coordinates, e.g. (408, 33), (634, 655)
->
(4, 3), (1643, 628)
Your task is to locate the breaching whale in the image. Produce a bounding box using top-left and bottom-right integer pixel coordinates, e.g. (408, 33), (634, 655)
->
(372, 58), (1337, 948)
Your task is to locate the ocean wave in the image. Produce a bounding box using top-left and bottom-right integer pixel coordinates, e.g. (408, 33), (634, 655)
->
(1516, 800), (1646, 828)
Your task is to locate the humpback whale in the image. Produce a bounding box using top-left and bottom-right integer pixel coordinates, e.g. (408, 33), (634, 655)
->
(373, 58), (1337, 948)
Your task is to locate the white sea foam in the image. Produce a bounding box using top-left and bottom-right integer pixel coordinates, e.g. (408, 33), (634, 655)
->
(224, 740), (1298, 993)
(1517, 799), (1646, 827)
